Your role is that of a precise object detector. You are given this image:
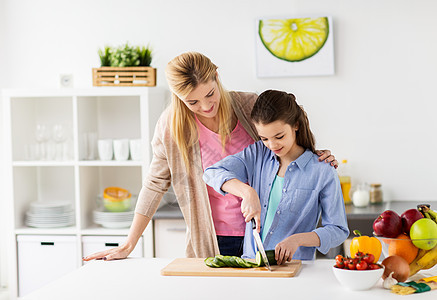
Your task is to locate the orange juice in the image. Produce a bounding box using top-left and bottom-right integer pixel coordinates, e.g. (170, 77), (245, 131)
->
(340, 176), (351, 204)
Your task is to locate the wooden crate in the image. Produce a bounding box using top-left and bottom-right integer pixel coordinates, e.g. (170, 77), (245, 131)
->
(92, 67), (156, 87)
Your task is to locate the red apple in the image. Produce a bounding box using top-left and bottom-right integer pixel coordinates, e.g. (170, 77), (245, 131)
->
(373, 210), (402, 238)
(401, 209), (424, 235)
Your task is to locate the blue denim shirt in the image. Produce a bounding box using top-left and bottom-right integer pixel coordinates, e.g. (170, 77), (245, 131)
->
(203, 140), (349, 260)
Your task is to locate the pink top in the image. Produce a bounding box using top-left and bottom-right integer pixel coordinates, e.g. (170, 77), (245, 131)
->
(196, 116), (255, 236)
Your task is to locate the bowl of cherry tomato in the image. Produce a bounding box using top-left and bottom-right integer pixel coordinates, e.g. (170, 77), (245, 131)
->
(332, 252), (384, 291)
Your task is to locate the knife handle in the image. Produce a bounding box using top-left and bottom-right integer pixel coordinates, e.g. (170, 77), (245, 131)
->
(251, 218), (256, 230)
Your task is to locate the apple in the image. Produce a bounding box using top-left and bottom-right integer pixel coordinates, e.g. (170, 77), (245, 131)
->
(401, 209), (424, 234)
(410, 218), (437, 250)
(373, 210), (402, 238)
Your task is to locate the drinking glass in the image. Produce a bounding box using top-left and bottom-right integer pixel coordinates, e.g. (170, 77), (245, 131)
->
(35, 124), (50, 160)
(52, 124), (67, 160)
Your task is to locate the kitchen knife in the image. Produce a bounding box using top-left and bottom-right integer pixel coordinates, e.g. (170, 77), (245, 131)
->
(251, 218), (272, 271)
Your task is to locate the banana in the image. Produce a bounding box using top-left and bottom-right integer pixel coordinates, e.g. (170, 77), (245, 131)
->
(417, 245), (437, 270)
(428, 209), (437, 223)
(420, 205), (437, 223)
(409, 248), (428, 276)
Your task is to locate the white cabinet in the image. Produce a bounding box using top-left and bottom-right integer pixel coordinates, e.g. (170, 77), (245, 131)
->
(17, 235), (77, 297)
(2, 87), (166, 298)
(154, 219), (187, 258)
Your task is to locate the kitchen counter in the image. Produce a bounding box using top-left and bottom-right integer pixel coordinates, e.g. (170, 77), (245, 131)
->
(153, 203), (183, 219)
(23, 258), (437, 300)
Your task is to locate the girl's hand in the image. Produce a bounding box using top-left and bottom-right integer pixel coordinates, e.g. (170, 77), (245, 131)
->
(82, 243), (132, 261)
(316, 149), (338, 169)
(275, 235), (300, 265)
(240, 187), (261, 232)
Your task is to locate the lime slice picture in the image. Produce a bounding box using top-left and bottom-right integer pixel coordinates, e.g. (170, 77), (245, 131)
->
(259, 17), (330, 62)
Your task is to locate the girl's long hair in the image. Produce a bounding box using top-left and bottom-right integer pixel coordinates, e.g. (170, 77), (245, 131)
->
(165, 52), (233, 170)
(251, 90), (315, 152)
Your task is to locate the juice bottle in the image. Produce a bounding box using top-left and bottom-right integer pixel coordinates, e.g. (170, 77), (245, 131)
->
(339, 159), (351, 204)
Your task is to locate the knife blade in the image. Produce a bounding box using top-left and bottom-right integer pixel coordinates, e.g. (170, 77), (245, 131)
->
(251, 218), (272, 271)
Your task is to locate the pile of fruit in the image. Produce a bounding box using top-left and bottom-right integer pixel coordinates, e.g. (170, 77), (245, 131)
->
(334, 252), (383, 270)
(373, 204), (437, 277)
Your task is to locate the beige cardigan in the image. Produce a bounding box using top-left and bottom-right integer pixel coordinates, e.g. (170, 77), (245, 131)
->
(135, 91), (259, 258)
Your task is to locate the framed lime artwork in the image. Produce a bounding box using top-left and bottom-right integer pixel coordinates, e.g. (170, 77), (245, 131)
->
(256, 16), (335, 77)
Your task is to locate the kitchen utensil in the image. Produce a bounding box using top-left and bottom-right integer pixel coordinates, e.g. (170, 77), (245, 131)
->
(98, 139), (113, 160)
(129, 139), (142, 161)
(113, 139), (129, 161)
(161, 258), (301, 277)
(251, 218), (271, 271)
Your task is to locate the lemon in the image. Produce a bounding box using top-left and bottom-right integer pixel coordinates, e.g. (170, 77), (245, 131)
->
(259, 17), (329, 62)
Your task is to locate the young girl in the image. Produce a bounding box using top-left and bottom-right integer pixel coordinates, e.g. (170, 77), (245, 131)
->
(203, 90), (349, 264)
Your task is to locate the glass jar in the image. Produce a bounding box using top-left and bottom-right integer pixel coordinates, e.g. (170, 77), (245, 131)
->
(351, 183), (370, 207)
(369, 183), (383, 204)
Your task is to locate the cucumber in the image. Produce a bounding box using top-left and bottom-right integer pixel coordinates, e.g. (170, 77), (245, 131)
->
(213, 255), (227, 267)
(228, 256), (240, 267)
(204, 257), (215, 267)
(256, 250), (277, 267)
(204, 255), (260, 268)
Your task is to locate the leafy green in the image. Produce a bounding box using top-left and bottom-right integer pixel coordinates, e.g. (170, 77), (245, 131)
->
(97, 42), (153, 67)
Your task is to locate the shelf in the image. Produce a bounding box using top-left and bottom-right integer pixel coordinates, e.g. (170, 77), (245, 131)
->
(80, 226), (134, 236)
(13, 161), (76, 167)
(15, 226), (78, 235)
(78, 160), (143, 167)
(3, 87), (166, 298)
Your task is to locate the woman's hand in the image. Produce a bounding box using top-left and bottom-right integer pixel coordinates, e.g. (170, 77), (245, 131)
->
(82, 243), (133, 261)
(316, 149), (338, 169)
(240, 187), (262, 231)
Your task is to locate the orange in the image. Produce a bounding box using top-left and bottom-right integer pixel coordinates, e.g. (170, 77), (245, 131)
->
(388, 234), (419, 264)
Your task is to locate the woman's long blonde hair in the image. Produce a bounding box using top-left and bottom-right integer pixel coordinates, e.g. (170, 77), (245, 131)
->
(165, 52), (234, 171)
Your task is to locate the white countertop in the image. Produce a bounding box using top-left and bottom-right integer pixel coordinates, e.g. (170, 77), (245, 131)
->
(23, 258), (437, 300)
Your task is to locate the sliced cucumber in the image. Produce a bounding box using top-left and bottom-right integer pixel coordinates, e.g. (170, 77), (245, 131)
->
(204, 255), (261, 268)
(228, 256), (240, 267)
(213, 255), (227, 267)
(256, 250), (277, 267)
(204, 257), (215, 267)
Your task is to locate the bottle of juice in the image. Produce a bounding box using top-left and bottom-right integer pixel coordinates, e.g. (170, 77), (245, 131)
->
(339, 159), (351, 204)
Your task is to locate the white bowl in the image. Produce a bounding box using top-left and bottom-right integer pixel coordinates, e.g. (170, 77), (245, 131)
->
(332, 265), (384, 291)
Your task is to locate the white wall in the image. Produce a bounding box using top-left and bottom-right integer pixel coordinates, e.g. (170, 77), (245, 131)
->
(1, 0), (437, 286)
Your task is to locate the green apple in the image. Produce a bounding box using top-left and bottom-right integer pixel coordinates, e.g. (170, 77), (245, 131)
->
(410, 218), (437, 250)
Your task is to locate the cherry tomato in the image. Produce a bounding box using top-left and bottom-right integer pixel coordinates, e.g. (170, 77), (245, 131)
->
(355, 251), (364, 258)
(347, 261), (356, 270)
(368, 263), (381, 270)
(335, 255), (344, 262)
(363, 253), (375, 264)
(356, 260), (368, 270)
(335, 260), (345, 268)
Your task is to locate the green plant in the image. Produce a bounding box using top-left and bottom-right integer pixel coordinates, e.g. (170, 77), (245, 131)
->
(98, 46), (111, 67)
(137, 45), (152, 67)
(97, 43), (153, 67)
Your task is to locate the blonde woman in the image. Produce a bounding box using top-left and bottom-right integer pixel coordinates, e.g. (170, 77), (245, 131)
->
(83, 52), (337, 261)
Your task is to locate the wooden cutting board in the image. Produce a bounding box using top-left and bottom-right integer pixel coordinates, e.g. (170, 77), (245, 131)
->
(161, 258), (302, 278)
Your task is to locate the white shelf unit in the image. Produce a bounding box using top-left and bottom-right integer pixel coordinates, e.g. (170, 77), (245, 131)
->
(2, 87), (166, 298)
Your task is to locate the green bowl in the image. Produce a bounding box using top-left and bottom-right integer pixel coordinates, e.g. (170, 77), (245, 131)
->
(103, 197), (131, 212)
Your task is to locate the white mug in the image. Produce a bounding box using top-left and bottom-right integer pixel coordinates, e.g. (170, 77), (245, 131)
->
(98, 139), (113, 161)
(129, 139), (142, 161)
(113, 139), (129, 161)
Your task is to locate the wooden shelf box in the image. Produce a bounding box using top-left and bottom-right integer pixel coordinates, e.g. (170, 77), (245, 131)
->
(92, 67), (156, 87)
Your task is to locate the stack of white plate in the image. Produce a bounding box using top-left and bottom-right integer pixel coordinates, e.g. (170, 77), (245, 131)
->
(93, 208), (134, 229)
(25, 201), (75, 228)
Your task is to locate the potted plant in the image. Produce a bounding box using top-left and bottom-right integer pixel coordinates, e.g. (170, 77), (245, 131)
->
(93, 43), (156, 87)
